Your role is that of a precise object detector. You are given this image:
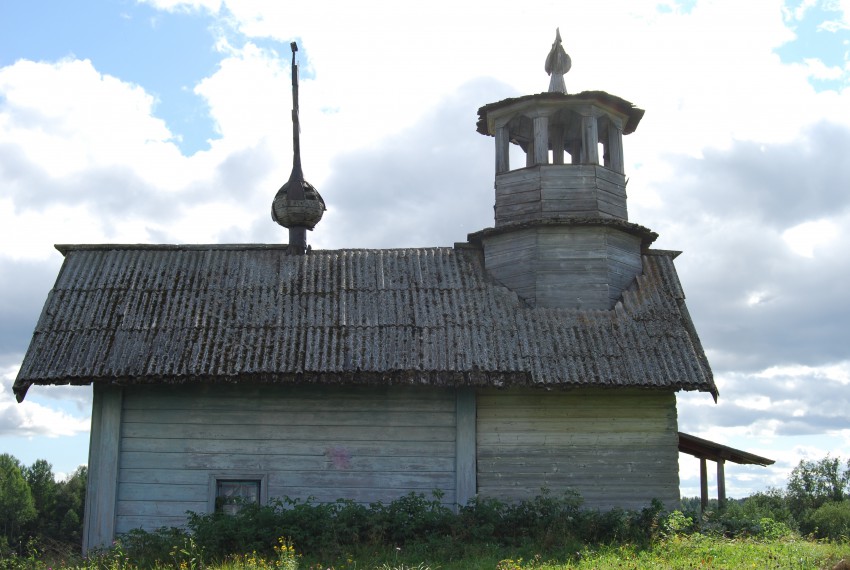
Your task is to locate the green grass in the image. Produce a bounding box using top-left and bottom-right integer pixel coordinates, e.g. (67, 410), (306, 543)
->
(5, 535), (848, 570)
(253, 536), (850, 570)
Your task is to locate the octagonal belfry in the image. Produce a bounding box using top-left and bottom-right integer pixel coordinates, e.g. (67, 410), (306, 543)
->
(477, 90), (644, 225)
(469, 30), (656, 311)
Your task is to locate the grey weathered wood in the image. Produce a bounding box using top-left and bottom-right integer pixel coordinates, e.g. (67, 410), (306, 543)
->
(123, 408), (456, 427)
(116, 500), (206, 517)
(121, 438), (456, 456)
(476, 389), (680, 511)
(581, 115), (598, 164)
(550, 124), (565, 165)
(533, 116), (549, 165)
(700, 458), (709, 513)
(125, 385), (453, 409)
(119, 451), (456, 471)
(119, 483), (208, 502)
(455, 387), (476, 509)
(496, 125), (510, 174)
(717, 460), (726, 509)
(607, 123), (624, 174)
(116, 516), (188, 535)
(494, 165), (629, 226)
(264, 485), (457, 506)
(481, 224), (642, 310)
(122, 422), (456, 441)
(83, 384), (123, 554)
(114, 385), (458, 534)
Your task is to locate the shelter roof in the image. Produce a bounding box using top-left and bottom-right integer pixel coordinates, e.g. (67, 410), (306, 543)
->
(678, 432), (775, 466)
(14, 244), (715, 401)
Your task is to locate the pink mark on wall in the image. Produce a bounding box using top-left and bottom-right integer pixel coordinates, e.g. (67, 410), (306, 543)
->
(326, 446), (352, 469)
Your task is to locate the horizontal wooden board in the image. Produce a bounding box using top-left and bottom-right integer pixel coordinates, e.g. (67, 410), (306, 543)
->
(123, 385), (455, 412)
(120, 438), (456, 457)
(266, 486), (457, 506)
(477, 402), (674, 418)
(116, 500), (206, 517)
(478, 456), (677, 469)
(267, 471), (456, 489)
(119, 451), (456, 472)
(122, 409), (456, 428)
(116, 516), (189, 534)
(476, 389), (675, 406)
(495, 187), (542, 207)
(476, 388), (678, 510)
(121, 423), (456, 442)
(118, 483), (207, 502)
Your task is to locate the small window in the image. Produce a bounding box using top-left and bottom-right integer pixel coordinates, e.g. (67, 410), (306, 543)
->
(215, 479), (261, 515)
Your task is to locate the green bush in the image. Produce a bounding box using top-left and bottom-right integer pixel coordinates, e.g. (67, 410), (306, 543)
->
(662, 510), (695, 536)
(111, 491), (670, 566)
(807, 499), (850, 540)
(757, 517), (794, 540)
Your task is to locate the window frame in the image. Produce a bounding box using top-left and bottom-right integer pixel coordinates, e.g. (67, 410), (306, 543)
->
(208, 473), (269, 514)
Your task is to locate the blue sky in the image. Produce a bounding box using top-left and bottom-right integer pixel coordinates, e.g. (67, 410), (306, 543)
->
(2, 0), (222, 154)
(1, 0), (849, 499)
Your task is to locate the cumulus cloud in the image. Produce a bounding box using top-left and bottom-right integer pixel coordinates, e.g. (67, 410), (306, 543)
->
(315, 77), (512, 249)
(0, 364), (89, 437)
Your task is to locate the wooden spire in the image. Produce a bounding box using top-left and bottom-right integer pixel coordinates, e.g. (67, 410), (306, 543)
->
(271, 41), (326, 255)
(544, 28), (571, 94)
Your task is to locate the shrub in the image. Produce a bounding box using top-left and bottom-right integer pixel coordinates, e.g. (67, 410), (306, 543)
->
(119, 526), (199, 569)
(118, 491), (671, 564)
(663, 510), (695, 536)
(757, 517), (794, 540)
(807, 500), (850, 540)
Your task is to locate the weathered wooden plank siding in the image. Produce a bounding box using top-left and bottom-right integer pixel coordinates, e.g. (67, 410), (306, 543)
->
(481, 226), (642, 310)
(494, 165), (628, 225)
(83, 384), (123, 553)
(114, 385), (457, 534)
(476, 388), (680, 510)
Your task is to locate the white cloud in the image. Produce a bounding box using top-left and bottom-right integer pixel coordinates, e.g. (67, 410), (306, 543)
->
(782, 219), (840, 257)
(0, 364), (89, 437)
(0, 58), (176, 179)
(757, 361), (850, 384)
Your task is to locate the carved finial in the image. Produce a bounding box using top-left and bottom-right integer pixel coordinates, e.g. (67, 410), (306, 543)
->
(271, 41), (326, 255)
(544, 28), (571, 94)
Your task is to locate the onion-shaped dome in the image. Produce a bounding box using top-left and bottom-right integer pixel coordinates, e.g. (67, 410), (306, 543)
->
(271, 176), (326, 230)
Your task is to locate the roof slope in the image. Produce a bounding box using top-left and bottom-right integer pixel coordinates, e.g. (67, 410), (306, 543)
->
(14, 244), (715, 401)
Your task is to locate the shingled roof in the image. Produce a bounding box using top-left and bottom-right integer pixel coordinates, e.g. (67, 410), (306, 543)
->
(13, 244), (716, 401)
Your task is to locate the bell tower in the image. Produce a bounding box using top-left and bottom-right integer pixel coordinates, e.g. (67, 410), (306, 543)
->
(469, 30), (657, 310)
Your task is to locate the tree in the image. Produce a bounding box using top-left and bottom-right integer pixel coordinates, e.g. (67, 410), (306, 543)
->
(0, 453), (36, 549)
(23, 459), (58, 536)
(54, 465), (87, 544)
(787, 456), (850, 514)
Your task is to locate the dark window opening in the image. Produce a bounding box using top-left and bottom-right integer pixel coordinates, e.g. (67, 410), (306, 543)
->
(215, 479), (260, 515)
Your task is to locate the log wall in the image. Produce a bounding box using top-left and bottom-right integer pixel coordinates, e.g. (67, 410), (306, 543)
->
(111, 384), (458, 535)
(494, 165), (628, 226)
(476, 388), (680, 510)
